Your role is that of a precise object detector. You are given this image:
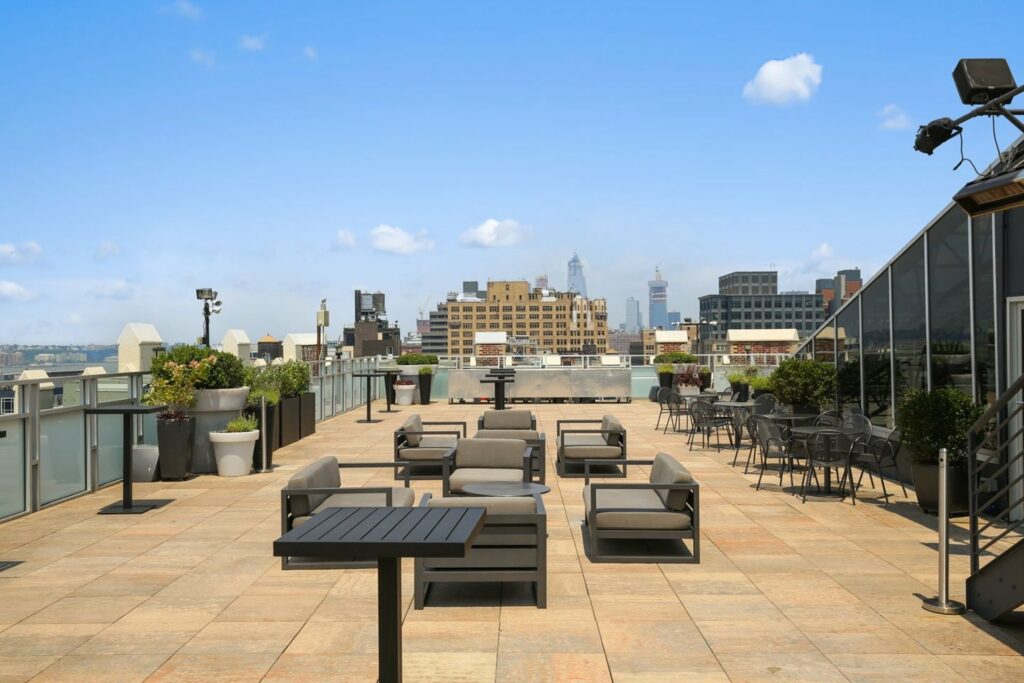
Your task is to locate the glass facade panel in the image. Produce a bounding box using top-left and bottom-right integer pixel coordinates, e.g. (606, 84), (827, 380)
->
(97, 414), (124, 486)
(813, 321), (836, 365)
(973, 216), (996, 406)
(40, 410), (87, 505)
(836, 299), (861, 414)
(0, 419), (27, 519)
(861, 271), (892, 426)
(928, 210), (971, 393)
(892, 237), (927, 404)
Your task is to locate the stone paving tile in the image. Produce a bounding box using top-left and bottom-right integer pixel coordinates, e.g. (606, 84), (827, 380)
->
(0, 401), (1019, 681)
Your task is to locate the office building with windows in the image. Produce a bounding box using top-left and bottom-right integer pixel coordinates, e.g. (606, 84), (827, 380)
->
(698, 271), (824, 342)
(648, 268), (668, 329)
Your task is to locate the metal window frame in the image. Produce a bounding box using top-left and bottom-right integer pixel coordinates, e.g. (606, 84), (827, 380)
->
(924, 230), (932, 392)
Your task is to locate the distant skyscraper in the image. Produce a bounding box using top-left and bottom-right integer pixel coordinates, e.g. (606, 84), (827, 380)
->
(567, 252), (587, 297)
(648, 268), (668, 329)
(535, 274), (549, 289)
(624, 297), (641, 332)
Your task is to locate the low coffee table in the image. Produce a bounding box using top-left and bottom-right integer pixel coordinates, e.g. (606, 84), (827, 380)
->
(462, 481), (550, 497)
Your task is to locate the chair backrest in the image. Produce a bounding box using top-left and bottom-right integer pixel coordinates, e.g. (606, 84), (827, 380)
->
(428, 495), (537, 516)
(649, 452), (694, 511)
(286, 455), (341, 516)
(746, 414), (761, 441)
(399, 414), (423, 447)
(656, 387), (672, 406)
(721, 387), (735, 401)
(481, 409), (534, 430)
(753, 393), (778, 415)
(455, 438), (526, 469)
(666, 392), (685, 410)
(815, 411), (841, 427)
(756, 418), (785, 455)
(602, 415), (624, 446)
(808, 432), (852, 464)
(842, 414), (872, 440)
(691, 399), (713, 427)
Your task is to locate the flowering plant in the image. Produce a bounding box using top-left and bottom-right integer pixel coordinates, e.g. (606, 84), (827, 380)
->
(144, 355), (214, 419)
(394, 378), (416, 386)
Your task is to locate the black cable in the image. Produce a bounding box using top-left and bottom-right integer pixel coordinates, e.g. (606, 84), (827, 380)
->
(992, 115), (1004, 167)
(953, 128), (980, 176)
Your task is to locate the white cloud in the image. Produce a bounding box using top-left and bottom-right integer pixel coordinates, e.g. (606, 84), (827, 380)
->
(369, 224), (434, 255)
(743, 53), (822, 105)
(67, 313), (83, 325)
(0, 281), (35, 301)
(332, 229), (356, 250)
(94, 240), (120, 261)
(303, 46), (318, 61)
(878, 103), (910, 130)
(0, 241), (42, 264)
(164, 0), (202, 19)
(89, 280), (134, 300)
(461, 218), (525, 248)
(240, 35), (265, 52)
(189, 49), (215, 68)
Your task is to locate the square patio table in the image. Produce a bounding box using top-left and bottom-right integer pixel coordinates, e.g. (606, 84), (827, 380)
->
(273, 506), (486, 683)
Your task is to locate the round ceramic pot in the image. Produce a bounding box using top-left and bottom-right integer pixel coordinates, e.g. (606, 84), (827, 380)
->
(394, 384), (416, 405)
(209, 430), (258, 476)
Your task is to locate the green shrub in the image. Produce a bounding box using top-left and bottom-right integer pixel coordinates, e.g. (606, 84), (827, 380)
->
(698, 366), (711, 376)
(656, 364), (673, 375)
(396, 353), (439, 365)
(225, 415), (259, 433)
(726, 371), (751, 385)
(279, 360), (311, 397)
(768, 358), (837, 410)
(144, 355), (214, 418)
(652, 352), (697, 364)
(418, 366), (433, 376)
(151, 345), (245, 390)
(895, 387), (983, 466)
(749, 375), (772, 392)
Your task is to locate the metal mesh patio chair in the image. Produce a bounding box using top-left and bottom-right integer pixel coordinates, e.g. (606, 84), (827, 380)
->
(854, 427), (908, 503)
(800, 432), (856, 505)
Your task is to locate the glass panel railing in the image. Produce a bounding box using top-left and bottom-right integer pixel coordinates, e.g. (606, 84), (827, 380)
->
(0, 418), (27, 519)
(39, 410), (87, 505)
(98, 376), (131, 404)
(97, 414), (124, 486)
(630, 366), (657, 398)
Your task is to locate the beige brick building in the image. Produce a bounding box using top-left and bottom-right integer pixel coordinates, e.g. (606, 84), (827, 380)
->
(446, 280), (608, 357)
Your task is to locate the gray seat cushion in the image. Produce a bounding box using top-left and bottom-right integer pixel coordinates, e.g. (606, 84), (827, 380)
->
(650, 453), (693, 511)
(398, 434), (457, 461)
(428, 495), (536, 515)
(314, 488), (415, 512)
(286, 456), (341, 516)
(399, 414), (424, 447)
(475, 429), (540, 441)
(481, 410), (534, 430)
(583, 485), (691, 530)
(455, 438), (526, 469)
(558, 434), (622, 460)
(449, 468), (524, 492)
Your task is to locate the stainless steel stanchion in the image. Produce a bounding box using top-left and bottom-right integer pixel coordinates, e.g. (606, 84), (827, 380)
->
(922, 447), (966, 615)
(260, 395), (268, 473)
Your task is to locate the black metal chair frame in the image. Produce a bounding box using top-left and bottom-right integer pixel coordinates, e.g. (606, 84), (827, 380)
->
(392, 420), (467, 482)
(800, 432), (859, 505)
(854, 429), (908, 503)
(555, 419), (627, 478)
(441, 445), (533, 496)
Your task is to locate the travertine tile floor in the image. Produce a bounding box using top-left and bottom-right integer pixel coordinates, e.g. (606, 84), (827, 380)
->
(0, 401), (1022, 682)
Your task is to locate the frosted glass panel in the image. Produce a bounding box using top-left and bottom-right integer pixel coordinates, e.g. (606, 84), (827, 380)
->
(0, 420), (26, 519)
(97, 414), (124, 486)
(40, 411), (87, 505)
(98, 376), (131, 404)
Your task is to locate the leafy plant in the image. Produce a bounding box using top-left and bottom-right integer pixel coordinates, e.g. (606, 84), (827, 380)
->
(418, 366), (433, 376)
(225, 414), (259, 433)
(656, 364), (673, 375)
(396, 353), (439, 365)
(653, 352), (697, 364)
(677, 366), (702, 387)
(895, 387), (983, 466)
(698, 366), (711, 377)
(726, 371), (751, 386)
(244, 365), (283, 406)
(744, 365), (759, 377)
(749, 375), (772, 392)
(279, 360), (311, 398)
(152, 345), (245, 390)
(144, 356), (213, 419)
(768, 358), (837, 410)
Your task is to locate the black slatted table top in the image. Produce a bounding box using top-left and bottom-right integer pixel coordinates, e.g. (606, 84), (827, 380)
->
(273, 507), (486, 561)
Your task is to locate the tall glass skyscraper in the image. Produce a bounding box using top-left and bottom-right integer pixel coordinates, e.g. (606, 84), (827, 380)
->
(648, 268), (668, 329)
(567, 252), (588, 297)
(625, 296), (641, 332)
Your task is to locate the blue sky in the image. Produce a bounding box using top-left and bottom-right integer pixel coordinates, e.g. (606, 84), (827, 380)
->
(2, 1), (1022, 345)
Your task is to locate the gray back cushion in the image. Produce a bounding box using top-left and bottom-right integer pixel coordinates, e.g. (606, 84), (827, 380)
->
(650, 452), (692, 511)
(428, 495), (536, 515)
(482, 410), (533, 430)
(456, 438), (526, 469)
(400, 414), (423, 447)
(602, 415), (624, 447)
(286, 455), (341, 516)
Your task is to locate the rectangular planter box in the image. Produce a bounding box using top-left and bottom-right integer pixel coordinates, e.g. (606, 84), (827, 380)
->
(248, 402), (278, 472)
(299, 392), (316, 439)
(279, 396), (301, 448)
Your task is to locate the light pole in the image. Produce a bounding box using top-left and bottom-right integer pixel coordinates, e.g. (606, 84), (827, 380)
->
(316, 299), (330, 363)
(196, 288), (221, 347)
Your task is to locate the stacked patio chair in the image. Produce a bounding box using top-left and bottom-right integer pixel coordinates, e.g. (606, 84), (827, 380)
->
(441, 438), (532, 496)
(556, 415), (628, 478)
(392, 414), (467, 482)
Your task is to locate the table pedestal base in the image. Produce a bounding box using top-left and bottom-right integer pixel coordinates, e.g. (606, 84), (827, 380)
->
(98, 499), (173, 515)
(356, 419), (383, 424)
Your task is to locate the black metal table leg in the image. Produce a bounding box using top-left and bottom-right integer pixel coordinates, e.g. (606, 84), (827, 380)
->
(378, 557), (402, 683)
(97, 410), (170, 515)
(357, 374), (381, 423)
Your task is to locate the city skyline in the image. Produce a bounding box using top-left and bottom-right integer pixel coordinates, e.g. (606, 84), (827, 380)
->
(3, 2), (1023, 344)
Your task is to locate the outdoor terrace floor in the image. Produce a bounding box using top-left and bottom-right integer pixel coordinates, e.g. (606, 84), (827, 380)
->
(0, 400), (1022, 682)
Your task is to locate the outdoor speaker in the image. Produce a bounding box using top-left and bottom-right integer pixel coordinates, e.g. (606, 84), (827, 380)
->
(953, 59), (1016, 105)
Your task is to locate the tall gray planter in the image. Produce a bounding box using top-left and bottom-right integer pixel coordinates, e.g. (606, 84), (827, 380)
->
(189, 387), (249, 473)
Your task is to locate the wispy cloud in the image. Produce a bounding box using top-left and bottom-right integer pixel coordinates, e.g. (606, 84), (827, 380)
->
(0, 281), (35, 301)
(0, 241), (42, 264)
(163, 0), (202, 20)
(88, 280), (134, 300)
(189, 48), (215, 68)
(461, 218), (525, 248)
(94, 240), (120, 261)
(332, 229), (356, 250)
(878, 103), (911, 130)
(240, 35), (266, 52)
(743, 53), (822, 105)
(369, 224), (434, 255)
(303, 46), (318, 61)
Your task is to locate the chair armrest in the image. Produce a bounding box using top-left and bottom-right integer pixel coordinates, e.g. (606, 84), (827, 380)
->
(419, 492), (433, 507)
(556, 419), (601, 435)
(336, 460), (413, 487)
(424, 421), (467, 437)
(398, 430), (463, 439)
(281, 486), (400, 530)
(522, 447), (532, 482)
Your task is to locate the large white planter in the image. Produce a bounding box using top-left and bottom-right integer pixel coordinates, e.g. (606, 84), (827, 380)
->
(194, 387), (250, 411)
(398, 364), (439, 377)
(209, 430), (258, 477)
(394, 384), (416, 406)
(190, 387), (251, 474)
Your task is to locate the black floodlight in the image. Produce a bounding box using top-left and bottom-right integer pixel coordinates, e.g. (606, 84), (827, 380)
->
(196, 288), (216, 300)
(914, 118), (958, 155)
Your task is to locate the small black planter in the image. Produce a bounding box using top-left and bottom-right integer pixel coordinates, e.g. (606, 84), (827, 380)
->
(730, 382), (750, 402)
(658, 372), (674, 389)
(751, 388), (770, 399)
(385, 374), (397, 406)
(418, 374), (433, 405)
(157, 417), (195, 480)
(299, 391), (316, 439)
(279, 395), (301, 447)
(247, 403), (278, 472)
(911, 462), (970, 515)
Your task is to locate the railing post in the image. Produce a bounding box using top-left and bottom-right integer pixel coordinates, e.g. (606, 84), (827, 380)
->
(967, 428), (980, 575)
(922, 447), (966, 615)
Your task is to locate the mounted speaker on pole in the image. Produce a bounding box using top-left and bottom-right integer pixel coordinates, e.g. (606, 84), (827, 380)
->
(953, 58), (1017, 105)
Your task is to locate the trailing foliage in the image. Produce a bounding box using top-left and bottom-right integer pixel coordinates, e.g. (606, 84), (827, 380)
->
(396, 353), (439, 365)
(768, 358), (837, 410)
(225, 414), (259, 433)
(895, 387), (983, 466)
(151, 345), (245, 390)
(652, 352), (697, 364)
